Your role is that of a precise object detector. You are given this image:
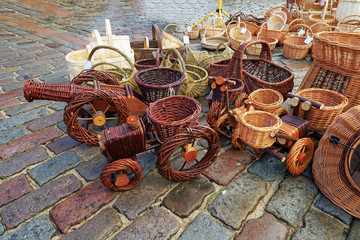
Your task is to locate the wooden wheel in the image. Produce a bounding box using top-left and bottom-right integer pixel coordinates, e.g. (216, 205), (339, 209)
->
(100, 158), (143, 191)
(286, 138), (314, 175)
(64, 90), (129, 145)
(157, 125), (219, 182)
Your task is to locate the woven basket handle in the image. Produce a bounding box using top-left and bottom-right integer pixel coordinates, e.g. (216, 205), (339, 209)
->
(289, 3), (302, 19)
(152, 24), (162, 49)
(288, 18), (306, 29)
(286, 24), (313, 37)
(215, 43), (230, 55)
(351, 27), (360, 32)
(265, 5), (290, 24)
(91, 62), (128, 77)
(209, 17), (229, 37)
(257, 22), (268, 38)
(338, 15), (360, 25)
(87, 45), (135, 69)
(321, 0), (329, 20)
(161, 48), (186, 73)
(155, 48), (161, 67)
(318, 26), (341, 32)
(163, 24), (188, 37)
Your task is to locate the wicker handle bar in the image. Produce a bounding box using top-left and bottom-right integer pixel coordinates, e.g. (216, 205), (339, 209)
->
(265, 5), (290, 23)
(288, 18), (306, 29)
(88, 45), (135, 69)
(163, 24), (187, 37)
(215, 42), (230, 55)
(285, 24), (313, 37)
(91, 62), (129, 78)
(152, 24), (162, 49)
(337, 15), (360, 25)
(263, 148), (286, 162)
(287, 92), (324, 109)
(289, 3), (302, 19)
(161, 48), (186, 73)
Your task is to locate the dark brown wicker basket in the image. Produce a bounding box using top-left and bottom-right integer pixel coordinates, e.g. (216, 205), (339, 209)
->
(134, 67), (185, 104)
(208, 40), (294, 98)
(148, 95), (201, 142)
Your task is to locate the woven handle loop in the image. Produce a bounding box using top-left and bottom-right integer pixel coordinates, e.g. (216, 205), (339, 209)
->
(286, 23), (313, 37)
(163, 24), (188, 37)
(152, 24), (162, 49)
(155, 48), (161, 67)
(338, 15), (360, 25)
(289, 3), (302, 19)
(87, 45), (135, 69)
(288, 18), (306, 29)
(161, 48), (186, 73)
(215, 42), (230, 55)
(91, 62), (128, 77)
(265, 5), (290, 23)
(204, 17), (228, 38)
(318, 25), (340, 32)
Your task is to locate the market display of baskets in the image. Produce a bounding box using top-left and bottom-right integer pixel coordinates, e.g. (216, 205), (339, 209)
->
(248, 89), (284, 113)
(296, 88), (348, 131)
(199, 43), (234, 70)
(308, 0), (336, 26)
(283, 24), (314, 59)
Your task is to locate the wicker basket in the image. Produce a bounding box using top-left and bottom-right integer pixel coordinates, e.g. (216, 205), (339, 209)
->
(296, 88), (348, 131)
(203, 16), (227, 37)
(308, 0), (336, 26)
(134, 48), (161, 71)
(229, 22), (252, 50)
(186, 47), (209, 66)
(188, 27), (200, 40)
(312, 32), (360, 71)
(313, 106), (360, 218)
(265, 5), (290, 25)
(283, 24), (314, 59)
(161, 24), (186, 50)
(258, 21), (286, 45)
(131, 24), (161, 61)
(181, 64), (208, 98)
(148, 95), (201, 142)
(337, 15), (360, 32)
(248, 89), (284, 113)
(201, 18), (230, 50)
(246, 23), (278, 55)
(239, 110), (282, 148)
(134, 67), (185, 104)
(199, 43), (234, 70)
(310, 22), (329, 33)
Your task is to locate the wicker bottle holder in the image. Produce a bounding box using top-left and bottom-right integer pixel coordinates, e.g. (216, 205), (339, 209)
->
(229, 21), (252, 50)
(283, 24), (314, 59)
(246, 23), (278, 56)
(295, 88), (348, 131)
(148, 95), (201, 142)
(248, 89), (284, 113)
(239, 110), (282, 149)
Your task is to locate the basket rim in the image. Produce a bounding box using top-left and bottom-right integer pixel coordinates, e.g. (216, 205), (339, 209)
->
(248, 88), (284, 106)
(134, 67), (185, 89)
(315, 31), (360, 51)
(240, 110), (282, 132)
(148, 95), (201, 127)
(296, 88), (349, 110)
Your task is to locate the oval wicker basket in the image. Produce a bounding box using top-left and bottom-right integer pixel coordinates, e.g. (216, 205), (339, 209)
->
(248, 89), (284, 113)
(239, 110), (282, 148)
(229, 22), (252, 50)
(283, 24), (314, 59)
(181, 64), (209, 98)
(134, 67), (185, 104)
(246, 23), (278, 55)
(201, 18), (230, 50)
(148, 95), (201, 142)
(337, 15), (360, 32)
(296, 88), (348, 131)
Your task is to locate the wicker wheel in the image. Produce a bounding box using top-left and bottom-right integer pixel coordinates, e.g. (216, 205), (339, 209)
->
(64, 90), (129, 145)
(100, 158), (143, 191)
(287, 138), (314, 175)
(157, 125), (219, 182)
(71, 69), (120, 86)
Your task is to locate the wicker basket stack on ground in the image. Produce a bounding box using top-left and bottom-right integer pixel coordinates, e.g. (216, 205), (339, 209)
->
(238, 110), (282, 148)
(226, 12), (261, 35)
(337, 15), (360, 32)
(201, 18), (230, 50)
(246, 23), (278, 55)
(229, 21), (252, 50)
(296, 88), (348, 131)
(148, 95), (201, 142)
(283, 24), (314, 59)
(248, 89), (284, 113)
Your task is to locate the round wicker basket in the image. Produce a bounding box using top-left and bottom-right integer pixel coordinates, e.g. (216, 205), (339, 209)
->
(248, 89), (284, 113)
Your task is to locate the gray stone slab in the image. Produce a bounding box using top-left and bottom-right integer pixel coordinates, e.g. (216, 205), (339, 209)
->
(247, 154), (287, 181)
(49, 101), (67, 111)
(0, 107), (48, 131)
(179, 213), (231, 240)
(314, 193), (352, 225)
(0, 223), (3, 236)
(292, 209), (347, 240)
(76, 154), (107, 181)
(0, 215), (56, 240)
(266, 175), (318, 227)
(347, 219), (360, 240)
(28, 151), (83, 185)
(137, 150), (157, 176)
(0, 126), (28, 145)
(208, 172), (268, 229)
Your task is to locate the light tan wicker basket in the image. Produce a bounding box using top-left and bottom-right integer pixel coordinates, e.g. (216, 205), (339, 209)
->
(283, 24), (314, 59)
(248, 89), (284, 113)
(229, 22), (252, 50)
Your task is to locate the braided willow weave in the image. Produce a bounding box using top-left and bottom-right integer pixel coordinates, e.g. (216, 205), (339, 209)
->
(71, 69), (120, 86)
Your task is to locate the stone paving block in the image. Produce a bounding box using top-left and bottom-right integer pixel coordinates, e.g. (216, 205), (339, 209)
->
(75, 143), (101, 160)
(0, 215), (56, 240)
(29, 150), (83, 186)
(0, 89), (22, 102)
(179, 213), (231, 240)
(347, 219), (360, 240)
(0, 223), (3, 236)
(59, 208), (121, 240)
(208, 172), (268, 229)
(114, 172), (172, 220)
(112, 207), (180, 240)
(76, 154), (107, 181)
(137, 150), (157, 176)
(57, 122), (67, 133)
(50, 180), (118, 234)
(26, 111), (63, 131)
(0, 174), (33, 208)
(203, 149), (255, 185)
(47, 135), (81, 154)
(266, 175), (318, 227)
(0, 127), (62, 160)
(247, 154), (287, 181)
(292, 209), (347, 240)
(163, 176), (214, 217)
(0, 147), (48, 179)
(0, 98), (20, 111)
(2, 81), (30, 92)
(5, 100), (51, 116)
(0, 107), (48, 132)
(39, 70), (68, 81)
(234, 213), (289, 240)
(0, 174), (81, 229)
(49, 101), (67, 111)
(314, 193), (352, 225)
(0, 126), (28, 146)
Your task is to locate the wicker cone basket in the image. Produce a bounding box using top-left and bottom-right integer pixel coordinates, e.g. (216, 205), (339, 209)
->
(229, 22), (252, 50)
(296, 88), (348, 131)
(239, 110), (282, 148)
(134, 67), (185, 104)
(148, 95), (201, 142)
(283, 24), (314, 59)
(337, 15), (360, 32)
(248, 89), (284, 113)
(201, 18), (230, 50)
(246, 23), (278, 55)
(313, 105), (360, 218)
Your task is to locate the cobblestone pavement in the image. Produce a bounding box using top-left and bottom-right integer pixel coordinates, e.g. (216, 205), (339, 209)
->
(0, 0), (358, 239)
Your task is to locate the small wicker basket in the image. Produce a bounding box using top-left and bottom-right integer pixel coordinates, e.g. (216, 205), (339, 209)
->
(248, 89), (284, 113)
(246, 23), (278, 55)
(239, 110), (282, 148)
(296, 88), (348, 131)
(283, 24), (314, 59)
(337, 15), (360, 32)
(148, 95), (201, 142)
(229, 21), (252, 50)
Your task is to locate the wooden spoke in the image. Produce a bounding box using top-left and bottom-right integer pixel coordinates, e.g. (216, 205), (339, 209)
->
(89, 102), (97, 115)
